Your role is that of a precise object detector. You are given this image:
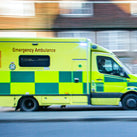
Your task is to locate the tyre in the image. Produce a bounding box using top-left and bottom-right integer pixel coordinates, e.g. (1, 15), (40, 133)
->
(122, 94), (137, 110)
(20, 97), (39, 112)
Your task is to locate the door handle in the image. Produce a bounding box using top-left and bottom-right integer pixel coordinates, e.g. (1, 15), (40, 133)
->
(74, 78), (79, 83)
(96, 79), (103, 81)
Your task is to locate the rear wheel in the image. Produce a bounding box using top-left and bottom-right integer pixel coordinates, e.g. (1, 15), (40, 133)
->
(122, 94), (137, 110)
(20, 97), (39, 112)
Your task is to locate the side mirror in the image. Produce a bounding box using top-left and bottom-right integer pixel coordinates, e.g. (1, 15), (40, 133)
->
(119, 67), (129, 78)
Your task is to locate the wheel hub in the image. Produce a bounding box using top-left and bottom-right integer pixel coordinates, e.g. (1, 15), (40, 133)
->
(126, 99), (137, 108)
(25, 100), (34, 109)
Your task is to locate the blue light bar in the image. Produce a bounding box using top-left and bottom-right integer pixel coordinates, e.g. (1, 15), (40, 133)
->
(92, 45), (97, 49)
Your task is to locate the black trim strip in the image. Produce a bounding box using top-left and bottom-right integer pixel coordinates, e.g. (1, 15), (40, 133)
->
(88, 94), (91, 105)
(91, 93), (123, 98)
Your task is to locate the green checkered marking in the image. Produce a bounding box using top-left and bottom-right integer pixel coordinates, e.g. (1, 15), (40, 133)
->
(59, 71), (72, 82)
(8, 71), (85, 95)
(59, 71), (83, 83)
(0, 83), (10, 95)
(11, 71), (83, 83)
(96, 83), (104, 92)
(11, 71), (34, 82)
(73, 71), (82, 82)
(35, 83), (59, 94)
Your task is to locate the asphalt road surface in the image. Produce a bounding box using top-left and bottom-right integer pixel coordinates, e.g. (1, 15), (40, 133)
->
(0, 121), (137, 137)
(1, 107), (137, 137)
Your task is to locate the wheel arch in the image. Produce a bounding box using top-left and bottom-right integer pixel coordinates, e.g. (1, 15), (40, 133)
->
(120, 91), (137, 102)
(16, 96), (39, 110)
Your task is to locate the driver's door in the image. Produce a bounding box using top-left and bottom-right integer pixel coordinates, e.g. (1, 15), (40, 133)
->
(92, 53), (128, 94)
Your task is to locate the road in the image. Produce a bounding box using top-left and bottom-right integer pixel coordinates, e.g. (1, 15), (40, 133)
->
(1, 121), (137, 137)
(1, 107), (137, 137)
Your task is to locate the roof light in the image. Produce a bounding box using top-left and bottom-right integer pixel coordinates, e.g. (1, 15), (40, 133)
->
(80, 42), (87, 47)
(92, 45), (97, 49)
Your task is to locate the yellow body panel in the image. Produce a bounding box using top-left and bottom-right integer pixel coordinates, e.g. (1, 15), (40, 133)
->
(59, 83), (83, 94)
(41, 96), (70, 105)
(91, 98), (120, 105)
(0, 42), (87, 71)
(71, 96), (88, 105)
(0, 71), (10, 82)
(11, 83), (35, 95)
(104, 82), (127, 93)
(0, 96), (15, 107)
(35, 71), (59, 83)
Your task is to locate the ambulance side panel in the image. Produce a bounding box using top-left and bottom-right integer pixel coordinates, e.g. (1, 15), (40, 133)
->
(0, 40), (91, 107)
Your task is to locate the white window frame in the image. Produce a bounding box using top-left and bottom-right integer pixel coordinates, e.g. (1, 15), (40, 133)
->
(0, 1), (35, 17)
(131, 3), (137, 16)
(0, 32), (36, 37)
(57, 31), (95, 42)
(59, 1), (93, 17)
(131, 31), (137, 51)
(97, 31), (129, 52)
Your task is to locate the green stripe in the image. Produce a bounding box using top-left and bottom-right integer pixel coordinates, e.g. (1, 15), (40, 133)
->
(105, 75), (127, 82)
(128, 82), (137, 87)
(0, 83), (10, 95)
(11, 71), (34, 82)
(35, 83), (59, 94)
(96, 83), (104, 92)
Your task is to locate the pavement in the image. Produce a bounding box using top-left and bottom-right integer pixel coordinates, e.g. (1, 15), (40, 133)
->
(0, 107), (15, 112)
(1, 106), (137, 122)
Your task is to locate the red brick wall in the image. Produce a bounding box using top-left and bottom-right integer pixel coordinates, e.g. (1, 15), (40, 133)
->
(0, 1), (137, 29)
(0, 2), (59, 29)
(54, 2), (137, 29)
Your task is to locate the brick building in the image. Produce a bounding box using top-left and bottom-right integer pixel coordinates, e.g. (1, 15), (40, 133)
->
(0, 0), (137, 72)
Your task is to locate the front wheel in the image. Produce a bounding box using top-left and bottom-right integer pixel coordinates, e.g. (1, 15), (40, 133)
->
(20, 97), (39, 112)
(122, 94), (137, 110)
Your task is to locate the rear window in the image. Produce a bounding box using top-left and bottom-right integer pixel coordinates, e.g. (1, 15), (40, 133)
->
(19, 55), (50, 67)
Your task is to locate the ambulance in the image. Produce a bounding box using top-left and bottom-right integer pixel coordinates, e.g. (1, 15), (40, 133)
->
(0, 37), (137, 111)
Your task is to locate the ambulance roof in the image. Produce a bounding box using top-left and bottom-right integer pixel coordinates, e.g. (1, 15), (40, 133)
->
(0, 37), (88, 43)
(0, 37), (111, 53)
(91, 44), (112, 54)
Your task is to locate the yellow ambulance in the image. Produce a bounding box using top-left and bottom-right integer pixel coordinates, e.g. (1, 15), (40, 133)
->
(0, 37), (137, 111)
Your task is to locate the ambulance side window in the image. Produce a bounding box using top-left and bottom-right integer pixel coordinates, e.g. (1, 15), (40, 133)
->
(19, 55), (50, 67)
(97, 56), (126, 77)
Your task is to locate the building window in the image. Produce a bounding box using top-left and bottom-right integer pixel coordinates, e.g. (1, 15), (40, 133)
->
(119, 57), (133, 72)
(97, 31), (129, 51)
(131, 3), (137, 16)
(131, 31), (137, 51)
(19, 55), (50, 67)
(57, 31), (95, 42)
(60, 2), (93, 17)
(0, 1), (35, 17)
